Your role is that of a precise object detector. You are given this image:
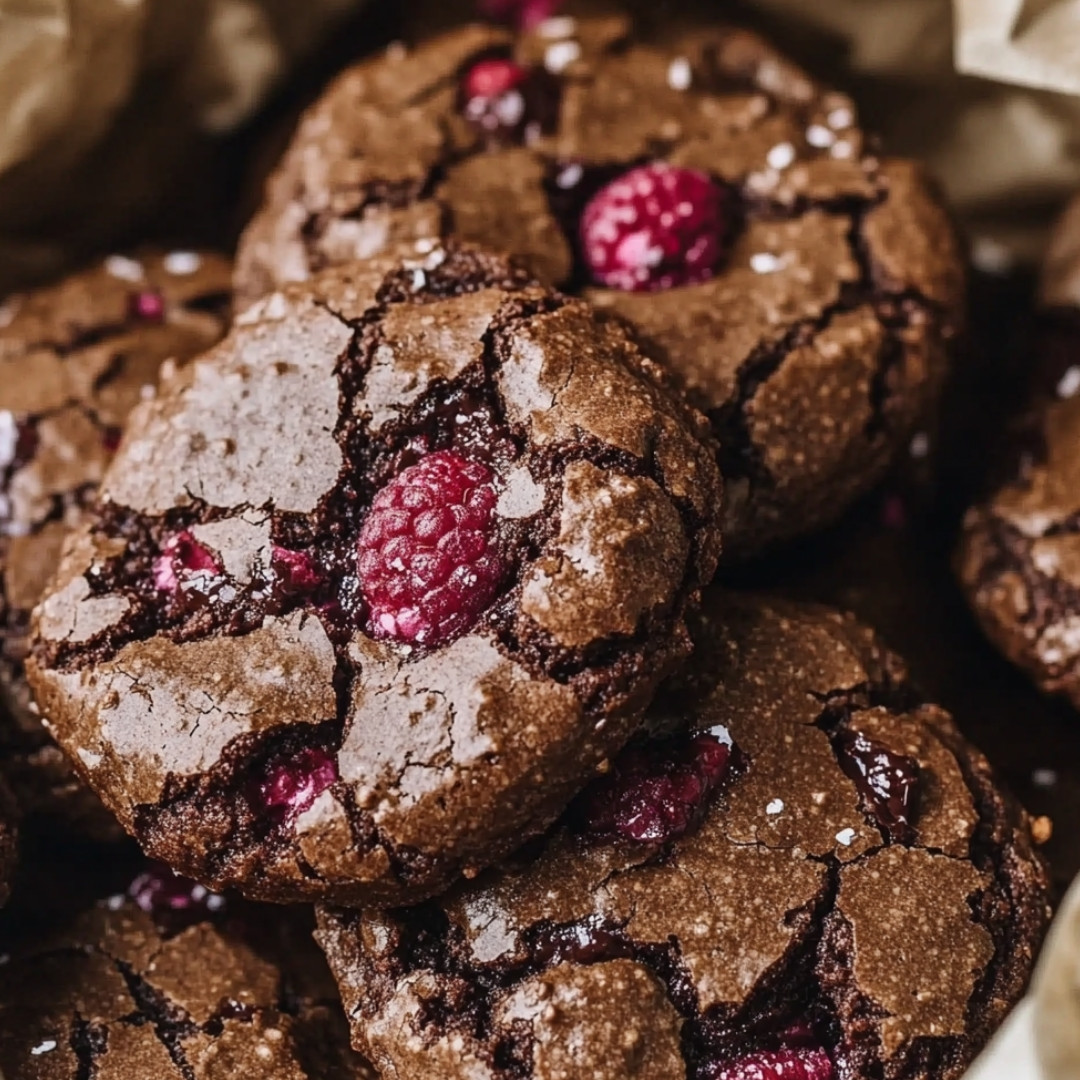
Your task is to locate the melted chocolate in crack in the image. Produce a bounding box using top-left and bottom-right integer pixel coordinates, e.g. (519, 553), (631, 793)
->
(834, 728), (920, 844)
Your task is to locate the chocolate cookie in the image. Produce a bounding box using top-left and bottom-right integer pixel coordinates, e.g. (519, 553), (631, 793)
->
(317, 593), (1050, 1080)
(235, 14), (964, 558)
(957, 203), (1080, 710)
(0, 251), (232, 837)
(26, 242), (722, 907)
(0, 861), (374, 1079)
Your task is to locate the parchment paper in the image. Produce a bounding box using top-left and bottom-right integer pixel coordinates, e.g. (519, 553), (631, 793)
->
(744, 0), (1080, 264)
(1034, 876), (1080, 1080)
(0, 0), (367, 294)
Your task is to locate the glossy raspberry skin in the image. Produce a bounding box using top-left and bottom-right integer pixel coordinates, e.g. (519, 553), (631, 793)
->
(580, 164), (727, 292)
(357, 451), (503, 647)
(152, 531), (221, 593)
(255, 747), (338, 819)
(578, 731), (732, 844)
(703, 1049), (834, 1080)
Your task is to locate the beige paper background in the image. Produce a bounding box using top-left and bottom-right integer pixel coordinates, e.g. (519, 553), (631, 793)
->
(0, 0), (366, 294)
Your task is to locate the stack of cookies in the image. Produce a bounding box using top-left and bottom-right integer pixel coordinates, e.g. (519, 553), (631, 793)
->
(0, 9), (1058, 1080)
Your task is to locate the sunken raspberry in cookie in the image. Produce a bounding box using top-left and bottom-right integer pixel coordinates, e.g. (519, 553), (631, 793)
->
(26, 242), (722, 907)
(0, 860), (374, 1080)
(0, 251), (232, 838)
(317, 595), (1049, 1080)
(235, 15), (964, 558)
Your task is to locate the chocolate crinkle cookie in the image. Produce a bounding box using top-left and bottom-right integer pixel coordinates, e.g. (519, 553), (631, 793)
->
(0, 861), (374, 1079)
(317, 594), (1050, 1080)
(0, 251), (232, 839)
(26, 242), (722, 907)
(957, 196), (1080, 709)
(235, 14), (964, 559)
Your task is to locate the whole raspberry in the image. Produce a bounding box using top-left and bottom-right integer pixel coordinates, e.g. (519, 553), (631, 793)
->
(153, 531), (221, 593)
(357, 451), (503, 646)
(255, 747), (338, 819)
(577, 731), (732, 845)
(580, 164), (727, 292)
(704, 1049), (834, 1080)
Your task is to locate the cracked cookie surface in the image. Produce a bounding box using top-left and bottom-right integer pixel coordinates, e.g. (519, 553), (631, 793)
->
(0, 862), (373, 1079)
(0, 252), (232, 839)
(316, 594), (1049, 1080)
(957, 200), (1080, 712)
(26, 242), (722, 906)
(235, 14), (964, 558)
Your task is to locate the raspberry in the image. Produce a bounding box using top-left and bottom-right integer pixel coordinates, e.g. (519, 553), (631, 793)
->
(152, 531), (221, 593)
(580, 164), (727, 292)
(128, 862), (226, 930)
(460, 58), (555, 145)
(128, 289), (166, 322)
(578, 731), (732, 845)
(479, 0), (562, 30)
(704, 1049), (834, 1080)
(272, 545), (323, 595)
(357, 451), (503, 647)
(255, 747), (338, 819)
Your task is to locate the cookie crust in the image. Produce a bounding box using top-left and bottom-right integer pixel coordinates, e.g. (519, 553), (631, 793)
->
(27, 243), (722, 906)
(236, 16), (964, 558)
(317, 594), (1050, 1080)
(0, 251), (232, 837)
